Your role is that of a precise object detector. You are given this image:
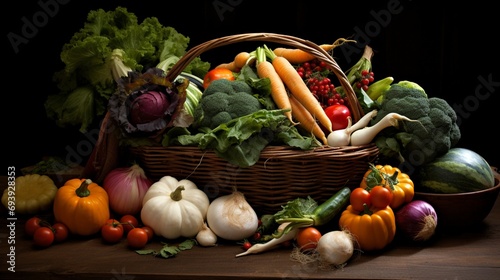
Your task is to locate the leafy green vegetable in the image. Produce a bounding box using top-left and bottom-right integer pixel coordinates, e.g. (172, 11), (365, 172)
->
(45, 6), (210, 133)
(176, 109), (318, 167)
(136, 239), (196, 259)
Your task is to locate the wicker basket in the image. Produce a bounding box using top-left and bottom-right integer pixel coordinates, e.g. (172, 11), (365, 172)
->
(125, 33), (378, 215)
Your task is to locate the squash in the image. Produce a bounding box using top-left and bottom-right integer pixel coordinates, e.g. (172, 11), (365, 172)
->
(1, 174), (58, 215)
(53, 178), (110, 236)
(141, 176), (210, 240)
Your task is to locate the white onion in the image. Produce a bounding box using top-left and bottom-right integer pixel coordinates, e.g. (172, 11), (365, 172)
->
(196, 223), (218, 247)
(316, 230), (354, 266)
(206, 190), (258, 241)
(103, 164), (152, 215)
(395, 200), (438, 242)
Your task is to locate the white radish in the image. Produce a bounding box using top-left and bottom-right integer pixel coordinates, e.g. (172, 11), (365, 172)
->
(350, 112), (419, 146)
(235, 222), (297, 257)
(327, 110), (378, 147)
(316, 230), (354, 266)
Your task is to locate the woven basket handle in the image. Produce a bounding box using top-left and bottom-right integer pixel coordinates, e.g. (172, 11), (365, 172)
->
(165, 32), (364, 122)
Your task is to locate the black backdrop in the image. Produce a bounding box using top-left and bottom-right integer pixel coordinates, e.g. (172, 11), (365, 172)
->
(3, 0), (499, 171)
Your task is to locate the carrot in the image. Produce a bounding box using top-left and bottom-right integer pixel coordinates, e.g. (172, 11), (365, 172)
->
(255, 47), (295, 124)
(289, 94), (327, 145)
(273, 38), (355, 64)
(215, 51), (252, 72)
(264, 45), (332, 132)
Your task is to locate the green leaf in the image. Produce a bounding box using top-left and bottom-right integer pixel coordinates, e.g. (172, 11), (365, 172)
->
(178, 239), (197, 250)
(135, 249), (156, 255)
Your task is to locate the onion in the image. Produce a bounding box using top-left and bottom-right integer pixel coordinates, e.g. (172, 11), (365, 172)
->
(103, 164), (152, 215)
(206, 190), (259, 241)
(196, 223), (218, 247)
(395, 200), (438, 242)
(316, 230), (354, 266)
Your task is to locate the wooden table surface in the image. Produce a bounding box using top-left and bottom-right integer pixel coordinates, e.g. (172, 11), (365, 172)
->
(1, 182), (499, 280)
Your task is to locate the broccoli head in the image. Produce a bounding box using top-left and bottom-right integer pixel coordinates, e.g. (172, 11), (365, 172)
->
(193, 79), (262, 129)
(371, 82), (461, 168)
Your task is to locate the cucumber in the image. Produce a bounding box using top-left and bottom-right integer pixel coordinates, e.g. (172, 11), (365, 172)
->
(418, 148), (495, 193)
(312, 187), (351, 225)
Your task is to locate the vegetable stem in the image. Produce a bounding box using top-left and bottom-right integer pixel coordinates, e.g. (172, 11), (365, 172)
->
(170, 186), (185, 201)
(75, 179), (92, 198)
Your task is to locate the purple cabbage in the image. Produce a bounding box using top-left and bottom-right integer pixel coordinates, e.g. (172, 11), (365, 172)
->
(108, 68), (187, 137)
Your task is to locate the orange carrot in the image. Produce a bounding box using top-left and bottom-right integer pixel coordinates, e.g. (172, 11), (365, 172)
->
(255, 47), (295, 124)
(264, 45), (332, 132)
(289, 94), (327, 145)
(273, 38), (355, 64)
(215, 51), (252, 72)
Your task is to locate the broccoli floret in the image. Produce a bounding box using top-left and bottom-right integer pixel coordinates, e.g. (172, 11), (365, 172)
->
(193, 79), (262, 129)
(371, 82), (461, 168)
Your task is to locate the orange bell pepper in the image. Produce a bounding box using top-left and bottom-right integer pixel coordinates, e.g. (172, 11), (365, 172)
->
(339, 204), (396, 251)
(360, 164), (414, 209)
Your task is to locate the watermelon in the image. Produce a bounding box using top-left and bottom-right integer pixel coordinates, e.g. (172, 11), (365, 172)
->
(417, 148), (495, 193)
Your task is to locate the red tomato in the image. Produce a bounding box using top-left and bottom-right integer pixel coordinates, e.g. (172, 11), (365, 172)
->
(370, 186), (393, 209)
(296, 227), (322, 251)
(101, 219), (124, 244)
(141, 226), (154, 242)
(324, 104), (351, 131)
(120, 215), (139, 234)
(52, 222), (69, 243)
(127, 228), (149, 249)
(25, 216), (42, 237)
(203, 68), (235, 89)
(350, 187), (372, 212)
(33, 227), (54, 248)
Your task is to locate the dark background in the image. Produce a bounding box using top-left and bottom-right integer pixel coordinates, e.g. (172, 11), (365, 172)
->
(3, 0), (499, 171)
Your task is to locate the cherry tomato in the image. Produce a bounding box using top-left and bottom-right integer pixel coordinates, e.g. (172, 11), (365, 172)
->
(141, 226), (154, 242)
(296, 227), (322, 251)
(370, 186), (393, 209)
(324, 104), (351, 131)
(203, 68), (235, 89)
(25, 216), (42, 237)
(127, 228), (148, 249)
(350, 187), (372, 212)
(52, 222), (69, 243)
(101, 219), (124, 244)
(33, 227), (54, 248)
(242, 240), (252, 250)
(120, 215), (139, 234)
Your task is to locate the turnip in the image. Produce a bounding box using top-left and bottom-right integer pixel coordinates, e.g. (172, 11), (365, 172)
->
(316, 230), (355, 266)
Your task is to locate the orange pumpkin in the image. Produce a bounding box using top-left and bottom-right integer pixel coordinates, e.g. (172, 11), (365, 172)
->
(53, 178), (110, 236)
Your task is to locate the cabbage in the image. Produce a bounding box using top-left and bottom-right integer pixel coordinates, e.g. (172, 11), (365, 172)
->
(45, 6), (210, 133)
(108, 68), (188, 138)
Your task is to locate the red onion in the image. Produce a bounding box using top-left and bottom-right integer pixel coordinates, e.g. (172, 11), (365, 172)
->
(395, 200), (438, 242)
(103, 164), (152, 215)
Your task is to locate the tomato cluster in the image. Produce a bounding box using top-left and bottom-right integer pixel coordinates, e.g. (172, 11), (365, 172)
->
(101, 214), (153, 250)
(350, 186), (394, 212)
(25, 216), (69, 248)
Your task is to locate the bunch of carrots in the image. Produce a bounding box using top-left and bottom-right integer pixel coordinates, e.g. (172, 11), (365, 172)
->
(215, 42), (348, 145)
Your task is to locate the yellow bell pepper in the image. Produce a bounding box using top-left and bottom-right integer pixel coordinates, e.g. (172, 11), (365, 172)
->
(360, 164), (414, 209)
(339, 204), (396, 251)
(1, 174), (58, 215)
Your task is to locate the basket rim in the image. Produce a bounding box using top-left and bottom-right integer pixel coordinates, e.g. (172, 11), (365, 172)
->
(164, 32), (364, 123)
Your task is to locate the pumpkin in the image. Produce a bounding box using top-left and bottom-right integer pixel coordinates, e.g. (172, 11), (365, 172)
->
(1, 174), (58, 215)
(141, 176), (210, 240)
(53, 178), (110, 236)
(360, 164), (414, 209)
(339, 204), (396, 251)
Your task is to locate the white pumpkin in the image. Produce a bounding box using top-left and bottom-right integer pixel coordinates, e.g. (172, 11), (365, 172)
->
(141, 176), (209, 239)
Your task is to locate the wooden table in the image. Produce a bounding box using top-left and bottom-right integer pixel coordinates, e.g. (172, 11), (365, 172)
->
(1, 187), (499, 280)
